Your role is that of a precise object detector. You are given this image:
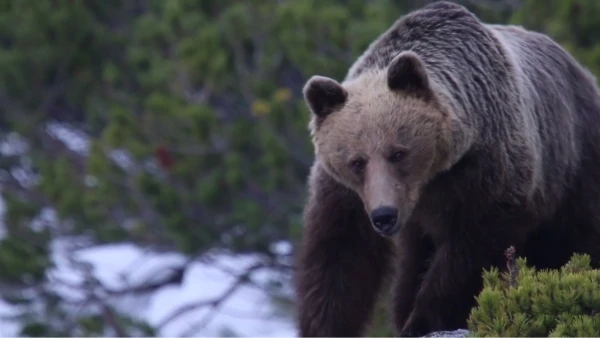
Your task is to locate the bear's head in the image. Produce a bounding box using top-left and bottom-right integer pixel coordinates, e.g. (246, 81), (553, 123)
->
(303, 51), (455, 237)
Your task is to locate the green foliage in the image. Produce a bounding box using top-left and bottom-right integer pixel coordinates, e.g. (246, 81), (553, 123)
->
(468, 254), (600, 337)
(367, 294), (396, 337)
(0, 234), (51, 284)
(1, 0), (411, 334)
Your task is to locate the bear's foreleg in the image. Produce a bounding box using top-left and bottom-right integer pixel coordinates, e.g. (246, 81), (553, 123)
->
(399, 228), (523, 337)
(392, 222), (434, 334)
(295, 165), (394, 337)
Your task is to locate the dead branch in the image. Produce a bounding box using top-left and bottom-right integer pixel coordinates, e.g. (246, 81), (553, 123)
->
(155, 262), (266, 331)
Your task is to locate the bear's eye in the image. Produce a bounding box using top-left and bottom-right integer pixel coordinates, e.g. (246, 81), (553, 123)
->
(349, 158), (366, 173)
(389, 150), (407, 163)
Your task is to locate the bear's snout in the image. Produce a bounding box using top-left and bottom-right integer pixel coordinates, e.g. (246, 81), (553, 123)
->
(370, 206), (399, 236)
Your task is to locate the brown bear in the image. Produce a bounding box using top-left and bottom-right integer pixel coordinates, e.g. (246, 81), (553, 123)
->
(294, 1), (600, 337)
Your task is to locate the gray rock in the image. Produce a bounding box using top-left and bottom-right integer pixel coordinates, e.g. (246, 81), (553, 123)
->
(423, 329), (471, 337)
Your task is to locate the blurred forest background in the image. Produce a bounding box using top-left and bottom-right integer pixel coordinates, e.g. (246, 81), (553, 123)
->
(1, 0), (600, 336)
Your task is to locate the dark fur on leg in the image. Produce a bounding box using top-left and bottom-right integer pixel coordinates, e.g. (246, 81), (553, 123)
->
(399, 242), (494, 336)
(399, 218), (529, 336)
(295, 164), (394, 337)
(393, 222), (434, 333)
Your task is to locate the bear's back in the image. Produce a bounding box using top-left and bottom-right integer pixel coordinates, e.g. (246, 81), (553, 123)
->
(345, 1), (503, 82)
(345, 1), (518, 129)
(489, 23), (600, 180)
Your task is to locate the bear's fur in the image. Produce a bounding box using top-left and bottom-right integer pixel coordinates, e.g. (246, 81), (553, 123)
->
(295, 1), (600, 337)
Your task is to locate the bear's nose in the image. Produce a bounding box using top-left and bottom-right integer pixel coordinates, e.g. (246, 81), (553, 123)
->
(370, 206), (398, 235)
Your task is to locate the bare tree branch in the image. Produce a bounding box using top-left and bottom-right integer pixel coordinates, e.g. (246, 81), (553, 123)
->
(155, 262), (266, 331)
(102, 302), (128, 337)
(106, 265), (187, 296)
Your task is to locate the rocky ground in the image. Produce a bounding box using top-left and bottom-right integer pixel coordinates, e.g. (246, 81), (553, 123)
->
(424, 329), (471, 337)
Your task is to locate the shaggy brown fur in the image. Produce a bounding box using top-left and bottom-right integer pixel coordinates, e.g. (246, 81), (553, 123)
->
(295, 1), (600, 337)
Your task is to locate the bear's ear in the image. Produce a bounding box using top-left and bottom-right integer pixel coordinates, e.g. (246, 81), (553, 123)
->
(303, 75), (348, 119)
(387, 51), (432, 99)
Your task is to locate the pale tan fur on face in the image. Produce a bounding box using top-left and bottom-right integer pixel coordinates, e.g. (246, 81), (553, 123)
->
(311, 70), (451, 226)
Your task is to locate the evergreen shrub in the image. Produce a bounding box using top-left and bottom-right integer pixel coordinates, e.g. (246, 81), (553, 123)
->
(468, 247), (600, 337)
